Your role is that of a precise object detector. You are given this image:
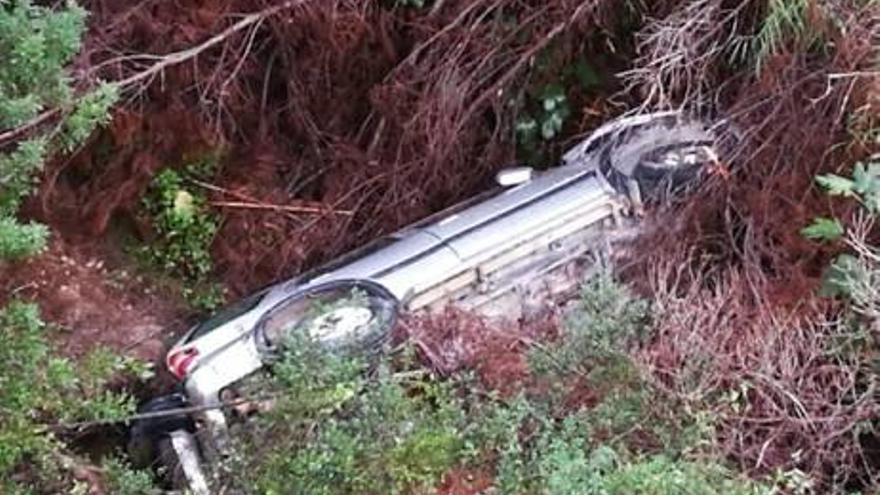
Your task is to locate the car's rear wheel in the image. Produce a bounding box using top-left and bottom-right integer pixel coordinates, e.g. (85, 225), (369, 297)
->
(126, 393), (193, 486)
(599, 117), (719, 202)
(255, 279), (399, 357)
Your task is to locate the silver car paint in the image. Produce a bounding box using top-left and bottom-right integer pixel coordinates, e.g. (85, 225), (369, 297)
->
(181, 165), (620, 404)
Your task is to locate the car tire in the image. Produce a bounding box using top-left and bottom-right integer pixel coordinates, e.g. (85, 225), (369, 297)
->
(126, 393), (193, 471)
(255, 278), (399, 358)
(598, 115), (720, 202)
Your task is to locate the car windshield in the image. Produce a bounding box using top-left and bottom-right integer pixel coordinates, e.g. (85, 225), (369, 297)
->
(187, 289), (269, 341)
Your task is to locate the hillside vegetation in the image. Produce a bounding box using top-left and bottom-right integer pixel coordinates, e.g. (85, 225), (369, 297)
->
(0, 0), (877, 493)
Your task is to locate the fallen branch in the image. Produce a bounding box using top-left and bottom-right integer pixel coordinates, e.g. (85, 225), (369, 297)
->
(192, 179), (352, 216)
(0, 108), (60, 147)
(115, 1), (302, 89)
(211, 200), (352, 216)
(2, 2), (302, 148)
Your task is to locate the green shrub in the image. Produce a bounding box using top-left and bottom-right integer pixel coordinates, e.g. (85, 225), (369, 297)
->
(140, 163), (224, 310)
(0, 301), (152, 492)
(804, 158), (880, 301)
(0, 216), (49, 259)
(102, 457), (159, 495)
(530, 273), (650, 376)
(220, 276), (766, 495)
(602, 455), (769, 495)
(0, 1), (118, 260)
(514, 48), (603, 167)
(231, 333), (469, 494)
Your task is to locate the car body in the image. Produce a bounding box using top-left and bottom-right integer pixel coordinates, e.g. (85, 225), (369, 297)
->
(130, 111), (722, 494)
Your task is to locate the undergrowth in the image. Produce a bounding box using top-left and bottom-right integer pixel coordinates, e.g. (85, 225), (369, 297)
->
(515, 49), (604, 168)
(0, 301), (153, 493)
(216, 276), (768, 494)
(0, 1), (117, 260)
(139, 156), (224, 310)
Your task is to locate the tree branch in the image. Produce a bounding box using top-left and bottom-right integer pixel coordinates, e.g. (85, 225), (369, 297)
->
(115, 2), (301, 89)
(1, 1), (303, 148)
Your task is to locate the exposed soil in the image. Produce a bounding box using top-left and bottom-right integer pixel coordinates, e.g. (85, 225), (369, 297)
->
(0, 238), (188, 361)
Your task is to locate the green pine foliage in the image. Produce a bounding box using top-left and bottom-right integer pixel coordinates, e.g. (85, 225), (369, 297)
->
(0, 1), (118, 260)
(728, 0), (823, 72)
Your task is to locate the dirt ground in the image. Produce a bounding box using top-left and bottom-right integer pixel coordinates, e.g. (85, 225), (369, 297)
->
(0, 238), (188, 361)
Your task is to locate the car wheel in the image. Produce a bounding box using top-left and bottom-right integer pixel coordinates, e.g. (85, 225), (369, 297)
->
(598, 115), (724, 203)
(255, 279), (399, 358)
(126, 393), (193, 471)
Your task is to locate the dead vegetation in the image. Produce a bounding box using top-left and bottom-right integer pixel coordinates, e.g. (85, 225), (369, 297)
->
(624, 0), (879, 489)
(39, 0), (638, 296)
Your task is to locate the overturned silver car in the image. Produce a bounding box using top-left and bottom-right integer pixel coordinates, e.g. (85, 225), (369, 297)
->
(129, 111), (725, 493)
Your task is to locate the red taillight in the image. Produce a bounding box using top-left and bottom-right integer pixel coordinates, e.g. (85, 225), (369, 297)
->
(167, 346), (200, 380)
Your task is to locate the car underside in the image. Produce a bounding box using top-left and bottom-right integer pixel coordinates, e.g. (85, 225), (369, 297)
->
(128, 110), (729, 494)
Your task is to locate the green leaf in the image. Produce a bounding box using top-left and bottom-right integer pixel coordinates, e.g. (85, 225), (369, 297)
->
(815, 174), (855, 196)
(541, 114), (562, 140)
(800, 217), (844, 242)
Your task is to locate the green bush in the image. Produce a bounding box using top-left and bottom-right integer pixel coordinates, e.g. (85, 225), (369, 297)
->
(0, 216), (49, 259)
(230, 332), (469, 494)
(530, 273), (650, 376)
(102, 457), (159, 495)
(0, 1), (117, 260)
(140, 164), (224, 310)
(514, 48), (603, 167)
(0, 301), (152, 492)
(220, 276), (767, 495)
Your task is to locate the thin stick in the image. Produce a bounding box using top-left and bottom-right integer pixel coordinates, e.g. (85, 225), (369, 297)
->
(1, 2), (303, 147)
(0, 108), (60, 147)
(211, 200), (352, 216)
(191, 179), (352, 216)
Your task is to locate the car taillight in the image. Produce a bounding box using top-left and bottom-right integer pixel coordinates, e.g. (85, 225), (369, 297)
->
(167, 346), (200, 380)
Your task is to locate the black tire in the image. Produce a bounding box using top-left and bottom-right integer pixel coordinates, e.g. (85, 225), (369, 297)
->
(600, 117), (717, 202)
(255, 279), (399, 358)
(126, 393), (193, 471)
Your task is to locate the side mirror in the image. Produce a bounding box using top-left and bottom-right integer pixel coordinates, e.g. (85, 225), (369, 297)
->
(495, 166), (534, 187)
